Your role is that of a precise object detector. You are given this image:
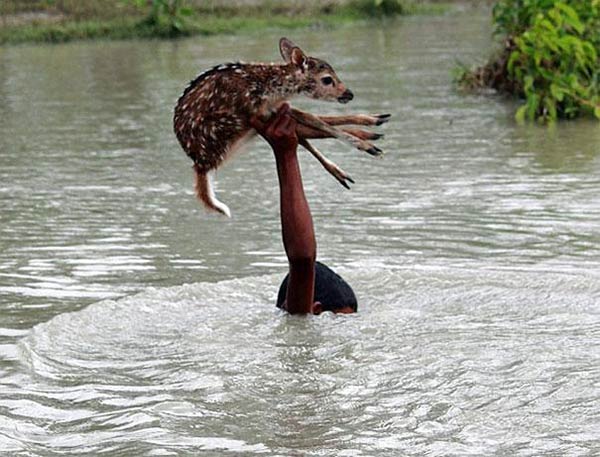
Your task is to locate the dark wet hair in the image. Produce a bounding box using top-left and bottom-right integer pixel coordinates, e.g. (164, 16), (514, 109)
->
(276, 261), (358, 312)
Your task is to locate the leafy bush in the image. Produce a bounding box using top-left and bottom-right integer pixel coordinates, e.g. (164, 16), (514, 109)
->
(130, 0), (193, 34)
(346, 0), (404, 17)
(458, 0), (600, 122)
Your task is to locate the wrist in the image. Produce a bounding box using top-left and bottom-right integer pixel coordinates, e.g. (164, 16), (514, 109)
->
(272, 142), (299, 159)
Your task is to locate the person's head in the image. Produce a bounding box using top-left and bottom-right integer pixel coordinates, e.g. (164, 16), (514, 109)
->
(276, 262), (357, 314)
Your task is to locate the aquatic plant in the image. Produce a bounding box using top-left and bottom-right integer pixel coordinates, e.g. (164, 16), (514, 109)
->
(458, 0), (600, 122)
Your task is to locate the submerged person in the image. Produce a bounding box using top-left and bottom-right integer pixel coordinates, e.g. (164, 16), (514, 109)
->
(251, 104), (357, 315)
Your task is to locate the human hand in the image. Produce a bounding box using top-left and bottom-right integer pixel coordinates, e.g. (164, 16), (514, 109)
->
(251, 103), (298, 153)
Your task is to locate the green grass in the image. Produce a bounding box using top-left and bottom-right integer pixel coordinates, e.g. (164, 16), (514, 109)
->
(0, 1), (457, 45)
(0, 16), (327, 44)
(0, 14), (347, 44)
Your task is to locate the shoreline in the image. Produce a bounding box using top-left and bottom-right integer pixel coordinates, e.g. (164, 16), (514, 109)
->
(0, 1), (469, 46)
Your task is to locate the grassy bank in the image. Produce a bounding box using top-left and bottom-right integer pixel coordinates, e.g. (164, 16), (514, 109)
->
(0, 14), (339, 44)
(0, 0), (456, 45)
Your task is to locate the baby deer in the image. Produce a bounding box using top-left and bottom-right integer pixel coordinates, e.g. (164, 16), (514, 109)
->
(173, 37), (389, 217)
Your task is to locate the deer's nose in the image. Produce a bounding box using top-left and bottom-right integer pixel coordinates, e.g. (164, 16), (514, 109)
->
(338, 89), (354, 104)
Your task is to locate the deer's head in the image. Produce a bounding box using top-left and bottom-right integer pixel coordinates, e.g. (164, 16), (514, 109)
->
(279, 38), (354, 104)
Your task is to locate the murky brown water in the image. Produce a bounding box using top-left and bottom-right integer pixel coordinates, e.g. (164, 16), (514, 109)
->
(1, 11), (600, 456)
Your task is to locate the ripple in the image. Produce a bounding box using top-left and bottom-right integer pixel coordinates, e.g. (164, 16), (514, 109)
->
(0, 268), (594, 454)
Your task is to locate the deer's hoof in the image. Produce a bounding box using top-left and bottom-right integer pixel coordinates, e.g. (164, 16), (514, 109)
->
(376, 114), (392, 126)
(330, 167), (355, 189)
(337, 173), (355, 189)
(367, 146), (383, 156)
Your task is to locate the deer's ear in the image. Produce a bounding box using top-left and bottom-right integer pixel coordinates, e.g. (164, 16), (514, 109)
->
(290, 47), (307, 69)
(279, 37), (296, 62)
(279, 37), (306, 65)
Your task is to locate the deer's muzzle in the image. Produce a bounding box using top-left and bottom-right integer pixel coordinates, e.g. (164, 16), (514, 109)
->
(338, 90), (354, 104)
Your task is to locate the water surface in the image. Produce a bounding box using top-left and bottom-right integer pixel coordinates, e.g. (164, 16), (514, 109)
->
(1, 11), (600, 456)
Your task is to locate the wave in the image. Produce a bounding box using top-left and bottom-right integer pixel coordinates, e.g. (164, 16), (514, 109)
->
(8, 266), (600, 455)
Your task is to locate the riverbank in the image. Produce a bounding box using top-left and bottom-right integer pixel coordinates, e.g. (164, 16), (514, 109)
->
(0, 0), (465, 45)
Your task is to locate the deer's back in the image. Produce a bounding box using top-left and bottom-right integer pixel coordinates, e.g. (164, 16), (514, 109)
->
(173, 63), (271, 172)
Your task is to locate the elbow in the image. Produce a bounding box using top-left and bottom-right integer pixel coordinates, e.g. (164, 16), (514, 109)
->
(285, 236), (316, 267)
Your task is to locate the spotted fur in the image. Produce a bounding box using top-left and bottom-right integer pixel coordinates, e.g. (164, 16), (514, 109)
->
(173, 38), (352, 217)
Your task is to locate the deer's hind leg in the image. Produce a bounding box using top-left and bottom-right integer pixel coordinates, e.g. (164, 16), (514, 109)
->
(290, 108), (383, 157)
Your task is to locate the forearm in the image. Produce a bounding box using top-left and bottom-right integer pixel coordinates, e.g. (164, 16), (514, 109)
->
(255, 103), (316, 314)
(275, 149), (316, 264)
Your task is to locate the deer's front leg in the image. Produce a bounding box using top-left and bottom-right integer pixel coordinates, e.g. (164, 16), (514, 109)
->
(299, 139), (355, 189)
(291, 108), (383, 157)
(296, 124), (383, 141)
(341, 128), (384, 141)
(317, 113), (391, 127)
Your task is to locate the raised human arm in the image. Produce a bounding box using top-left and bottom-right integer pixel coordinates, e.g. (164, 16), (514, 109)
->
(251, 104), (316, 314)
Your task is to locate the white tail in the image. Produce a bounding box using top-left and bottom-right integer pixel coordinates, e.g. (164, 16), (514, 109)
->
(193, 165), (231, 218)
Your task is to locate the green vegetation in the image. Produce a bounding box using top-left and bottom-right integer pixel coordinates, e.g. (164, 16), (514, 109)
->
(130, 0), (194, 34)
(0, 0), (454, 45)
(346, 0), (405, 17)
(457, 0), (600, 122)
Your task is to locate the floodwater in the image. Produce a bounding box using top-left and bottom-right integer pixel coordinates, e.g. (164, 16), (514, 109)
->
(1, 11), (600, 457)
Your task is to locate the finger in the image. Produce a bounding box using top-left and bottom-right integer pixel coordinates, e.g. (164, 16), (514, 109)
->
(277, 102), (291, 115)
(280, 113), (295, 134)
(286, 117), (298, 136)
(271, 107), (292, 133)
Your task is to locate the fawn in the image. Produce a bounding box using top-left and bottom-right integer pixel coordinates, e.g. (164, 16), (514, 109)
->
(173, 37), (390, 217)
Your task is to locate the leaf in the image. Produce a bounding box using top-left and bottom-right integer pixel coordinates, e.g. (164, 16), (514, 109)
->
(595, 106), (600, 119)
(538, 67), (553, 80)
(527, 93), (540, 120)
(507, 50), (520, 74)
(533, 49), (542, 67)
(548, 9), (562, 27)
(550, 84), (565, 101)
(544, 97), (557, 120)
(582, 42), (597, 62)
(555, 3), (585, 34)
(516, 105), (527, 123)
(179, 7), (193, 16)
(539, 18), (554, 32)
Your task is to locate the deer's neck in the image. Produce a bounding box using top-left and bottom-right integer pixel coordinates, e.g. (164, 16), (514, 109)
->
(255, 64), (306, 101)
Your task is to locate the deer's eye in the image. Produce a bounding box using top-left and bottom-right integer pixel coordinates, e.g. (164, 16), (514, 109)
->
(321, 76), (334, 86)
